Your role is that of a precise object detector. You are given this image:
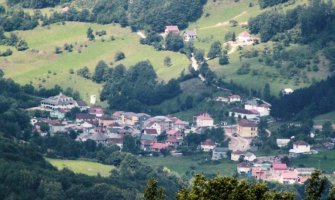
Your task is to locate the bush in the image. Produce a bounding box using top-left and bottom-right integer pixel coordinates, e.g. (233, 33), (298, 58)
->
(237, 63), (251, 75)
(114, 51), (125, 61)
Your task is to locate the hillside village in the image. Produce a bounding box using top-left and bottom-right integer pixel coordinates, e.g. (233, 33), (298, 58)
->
(29, 90), (335, 185)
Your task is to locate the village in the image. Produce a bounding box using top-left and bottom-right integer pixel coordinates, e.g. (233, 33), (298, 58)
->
(27, 88), (330, 186)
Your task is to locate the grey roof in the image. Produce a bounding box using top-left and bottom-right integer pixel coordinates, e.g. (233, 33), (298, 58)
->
(185, 30), (197, 36)
(89, 132), (108, 141)
(214, 147), (229, 152)
(42, 93), (76, 106)
(141, 134), (156, 141)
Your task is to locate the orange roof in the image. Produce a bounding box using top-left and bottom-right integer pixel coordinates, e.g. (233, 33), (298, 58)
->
(152, 143), (169, 149)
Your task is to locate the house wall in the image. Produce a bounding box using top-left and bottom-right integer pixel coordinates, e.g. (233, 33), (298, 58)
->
(245, 105), (270, 116)
(196, 119), (214, 127)
(238, 125), (258, 138)
(293, 144), (311, 153)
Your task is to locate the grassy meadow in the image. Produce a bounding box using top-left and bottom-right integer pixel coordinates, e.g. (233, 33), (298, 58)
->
(0, 22), (189, 103)
(314, 111), (335, 125)
(47, 158), (114, 177)
(139, 155), (236, 177)
(291, 150), (335, 173)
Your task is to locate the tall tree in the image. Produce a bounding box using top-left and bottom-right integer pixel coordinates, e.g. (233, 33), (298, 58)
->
(92, 60), (108, 83)
(87, 27), (95, 41)
(263, 83), (271, 101)
(305, 170), (328, 200)
(207, 41), (222, 59)
(143, 178), (166, 200)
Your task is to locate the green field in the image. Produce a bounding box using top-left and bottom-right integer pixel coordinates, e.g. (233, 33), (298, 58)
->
(1, 22), (189, 103)
(292, 150), (335, 173)
(314, 111), (335, 125)
(47, 158), (114, 177)
(139, 155), (236, 176)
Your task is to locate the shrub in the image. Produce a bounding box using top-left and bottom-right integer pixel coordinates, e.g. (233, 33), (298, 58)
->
(114, 51), (125, 61)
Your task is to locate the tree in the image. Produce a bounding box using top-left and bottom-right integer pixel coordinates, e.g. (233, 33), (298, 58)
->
(322, 121), (333, 138)
(54, 47), (62, 54)
(305, 170), (328, 200)
(207, 41), (222, 59)
(232, 32), (236, 42)
(164, 56), (172, 67)
(143, 178), (166, 200)
(122, 135), (139, 154)
(16, 40), (28, 51)
(157, 132), (167, 142)
(263, 83), (271, 101)
(165, 33), (184, 52)
(0, 69), (4, 78)
(194, 48), (205, 64)
(219, 51), (229, 65)
(93, 60), (108, 83)
(87, 27), (95, 41)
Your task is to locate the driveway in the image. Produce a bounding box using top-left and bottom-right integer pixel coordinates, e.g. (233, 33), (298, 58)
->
(224, 126), (252, 152)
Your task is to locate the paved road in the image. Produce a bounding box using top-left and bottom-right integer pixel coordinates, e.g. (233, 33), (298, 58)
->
(224, 126), (251, 152)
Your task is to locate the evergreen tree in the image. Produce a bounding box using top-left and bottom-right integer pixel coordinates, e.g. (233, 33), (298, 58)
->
(87, 27), (95, 41)
(16, 40), (28, 51)
(263, 83), (271, 101)
(93, 60), (108, 83)
(305, 170), (328, 200)
(219, 51), (229, 65)
(143, 178), (166, 200)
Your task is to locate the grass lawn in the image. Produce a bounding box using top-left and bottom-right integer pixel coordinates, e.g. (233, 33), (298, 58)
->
(1, 22), (189, 103)
(314, 111), (335, 125)
(291, 150), (335, 173)
(139, 155), (236, 177)
(47, 158), (114, 177)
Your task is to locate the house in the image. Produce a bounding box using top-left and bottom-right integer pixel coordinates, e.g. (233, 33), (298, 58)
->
(212, 147), (230, 160)
(183, 30), (197, 42)
(50, 109), (66, 120)
(280, 171), (298, 184)
(99, 115), (116, 126)
(41, 93), (78, 110)
(231, 150), (245, 161)
(201, 139), (216, 152)
(229, 95), (241, 103)
(214, 96), (229, 103)
(193, 113), (214, 127)
(88, 131), (108, 145)
(151, 143), (169, 152)
(295, 168), (315, 176)
(50, 123), (67, 135)
(144, 116), (174, 134)
(237, 162), (252, 174)
(165, 138), (183, 148)
(165, 26), (180, 35)
(77, 100), (89, 111)
(237, 31), (253, 45)
(237, 119), (258, 138)
(252, 167), (269, 180)
(140, 134), (157, 151)
(174, 119), (189, 130)
(272, 163), (288, 172)
(229, 108), (259, 120)
(244, 152), (256, 162)
(167, 129), (183, 139)
(244, 99), (271, 117)
(289, 141), (311, 154)
(76, 113), (96, 123)
(89, 106), (104, 118)
(144, 128), (159, 136)
(276, 139), (291, 148)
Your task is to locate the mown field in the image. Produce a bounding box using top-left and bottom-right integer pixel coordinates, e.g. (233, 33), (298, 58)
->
(314, 111), (335, 125)
(291, 150), (335, 173)
(0, 22), (189, 103)
(139, 155), (236, 177)
(47, 158), (114, 177)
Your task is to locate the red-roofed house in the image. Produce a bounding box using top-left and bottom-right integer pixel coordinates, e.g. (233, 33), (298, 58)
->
(144, 128), (158, 136)
(280, 171), (298, 184)
(201, 139), (215, 152)
(165, 138), (182, 148)
(151, 143), (169, 152)
(194, 113), (214, 127)
(89, 106), (104, 117)
(165, 26), (180, 35)
(252, 167), (268, 180)
(167, 129), (183, 139)
(237, 119), (258, 138)
(272, 163), (288, 171)
(238, 31), (253, 45)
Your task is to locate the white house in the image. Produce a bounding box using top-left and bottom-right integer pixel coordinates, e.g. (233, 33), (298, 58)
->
(194, 113), (214, 127)
(201, 139), (216, 152)
(237, 162), (252, 174)
(237, 31), (254, 46)
(231, 150), (245, 161)
(289, 141), (311, 154)
(212, 147), (230, 160)
(280, 171), (299, 184)
(229, 108), (259, 120)
(244, 104), (270, 117)
(229, 95), (241, 103)
(244, 152), (256, 162)
(282, 88), (294, 95)
(276, 139), (291, 148)
(183, 30), (197, 42)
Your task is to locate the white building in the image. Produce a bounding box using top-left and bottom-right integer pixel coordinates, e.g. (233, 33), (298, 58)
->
(193, 113), (214, 127)
(289, 141), (311, 154)
(244, 152), (256, 162)
(201, 139), (216, 152)
(183, 30), (197, 42)
(229, 108), (259, 120)
(229, 95), (241, 103)
(276, 139), (291, 148)
(212, 147), (229, 160)
(282, 88), (294, 95)
(41, 93), (78, 110)
(237, 31), (254, 46)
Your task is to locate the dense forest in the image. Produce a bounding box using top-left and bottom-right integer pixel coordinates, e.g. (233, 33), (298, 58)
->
(6, 0), (71, 8)
(271, 76), (335, 120)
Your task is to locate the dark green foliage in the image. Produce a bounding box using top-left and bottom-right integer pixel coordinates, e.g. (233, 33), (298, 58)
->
(272, 76), (335, 120)
(6, 0), (69, 8)
(0, 10), (38, 32)
(92, 60), (108, 83)
(122, 135), (140, 154)
(16, 39), (29, 51)
(76, 66), (91, 79)
(305, 171), (328, 200)
(87, 27), (95, 41)
(143, 178), (166, 200)
(114, 51), (125, 62)
(237, 62), (251, 75)
(165, 33), (184, 52)
(219, 52), (229, 65)
(0, 48), (13, 57)
(101, 61), (182, 112)
(259, 0), (289, 9)
(207, 41), (222, 59)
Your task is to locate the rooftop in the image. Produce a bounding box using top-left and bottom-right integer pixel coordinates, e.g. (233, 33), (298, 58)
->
(238, 119), (258, 127)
